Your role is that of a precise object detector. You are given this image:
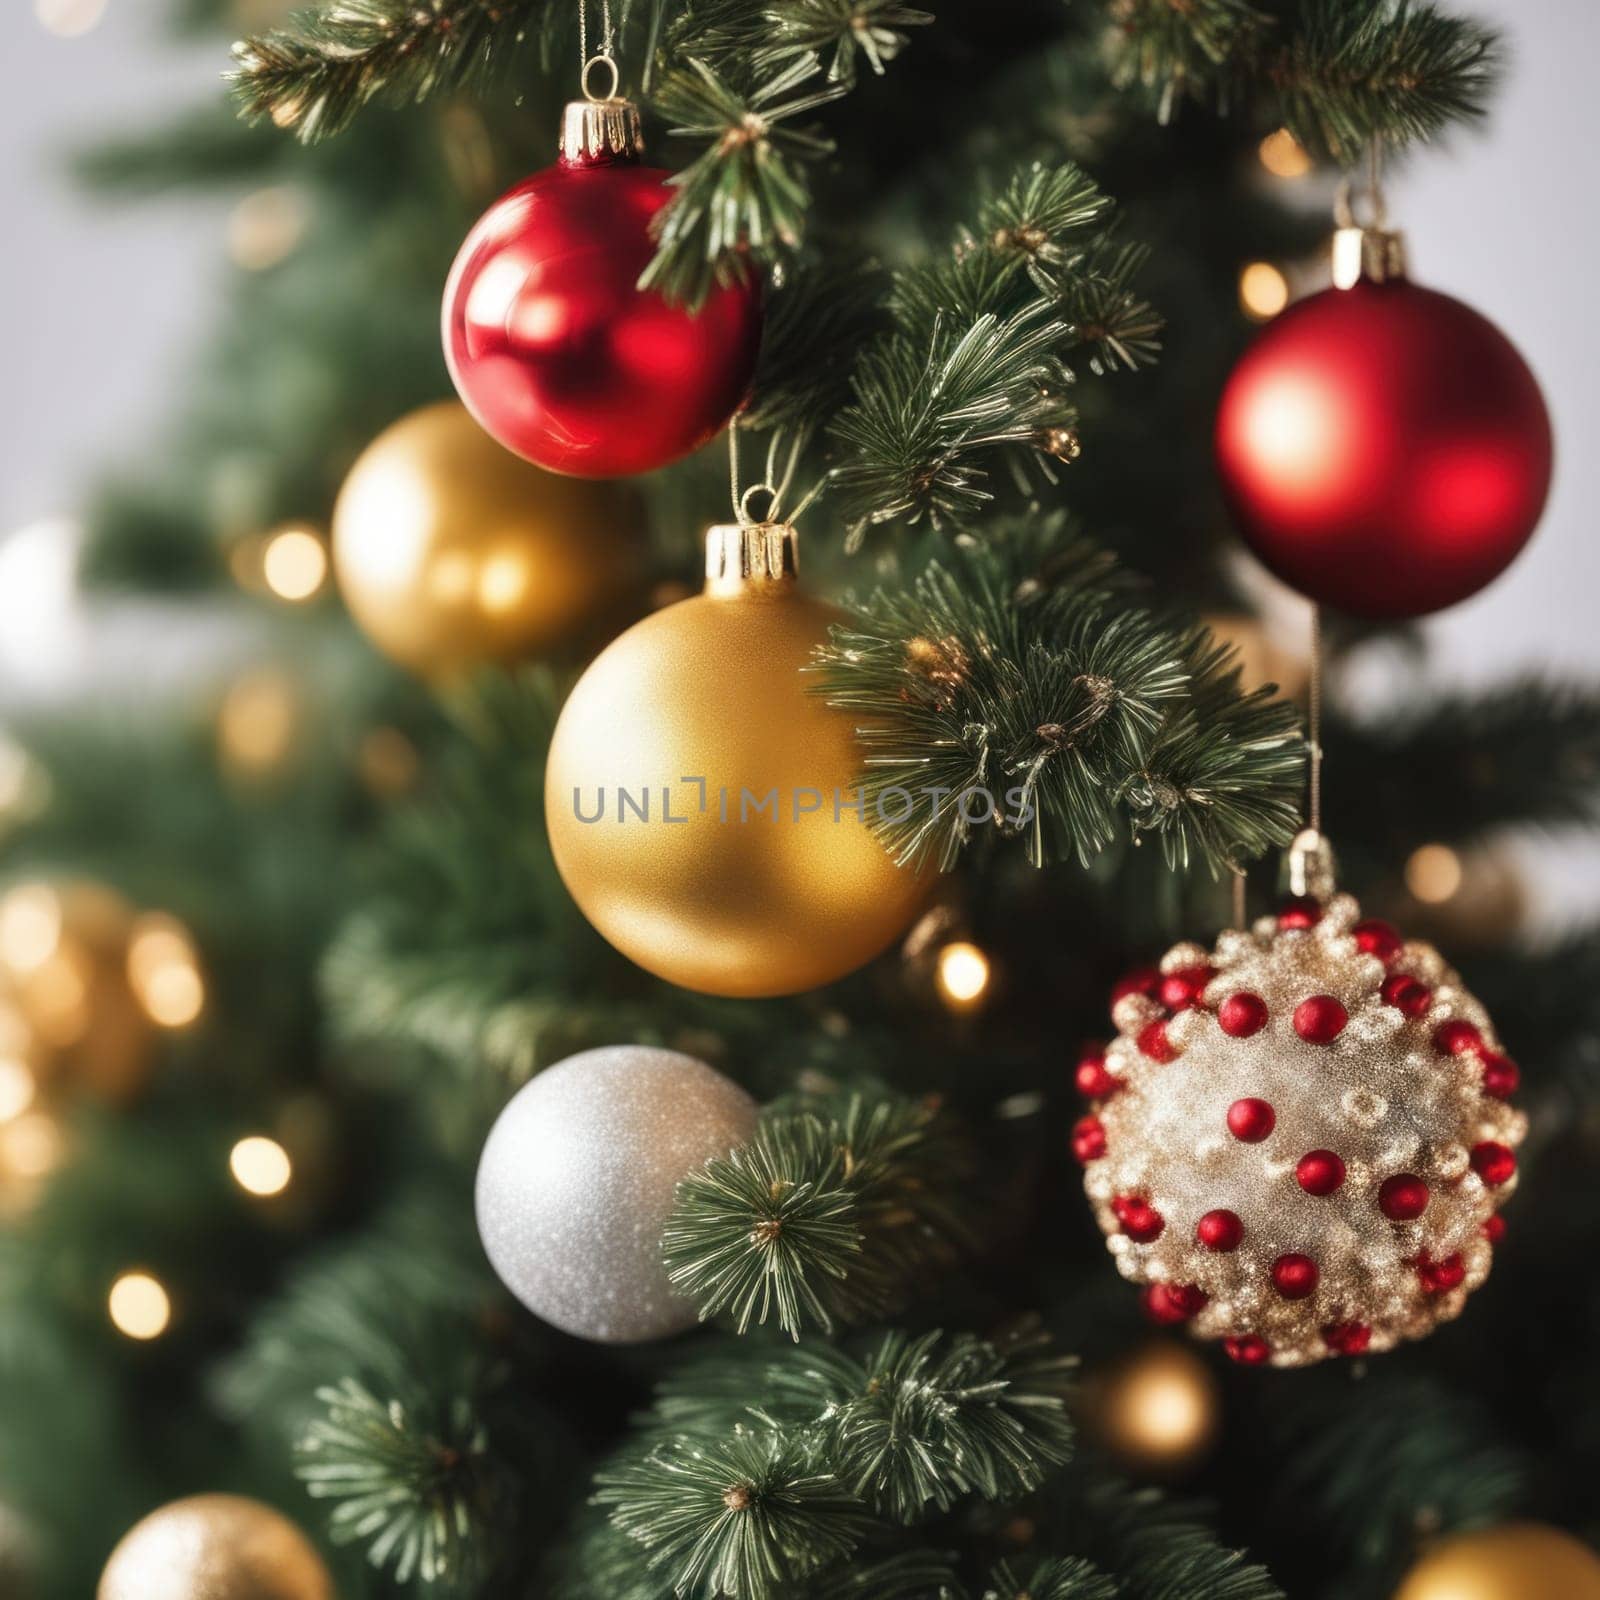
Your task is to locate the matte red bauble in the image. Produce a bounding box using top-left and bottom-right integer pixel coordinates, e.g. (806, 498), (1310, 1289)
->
(443, 98), (763, 478)
(1216, 245), (1552, 619)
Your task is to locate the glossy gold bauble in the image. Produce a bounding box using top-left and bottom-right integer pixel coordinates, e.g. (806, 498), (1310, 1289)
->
(1394, 1523), (1600, 1600)
(0, 880), (152, 1106)
(1088, 1339), (1220, 1474)
(332, 401), (644, 677)
(99, 1494), (334, 1600)
(545, 523), (928, 997)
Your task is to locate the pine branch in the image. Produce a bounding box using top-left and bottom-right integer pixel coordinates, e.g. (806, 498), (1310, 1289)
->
(641, 56), (846, 305)
(299, 1376), (496, 1586)
(757, 0), (933, 87)
(230, 0), (541, 142)
(662, 1086), (971, 1339)
(594, 1326), (1077, 1598)
(1274, 0), (1501, 161)
(828, 163), (1159, 539)
(596, 1430), (871, 1598)
(812, 518), (1303, 872)
(1326, 678), (1600, 853)
(984, 1556), (1119, 1600)
(1101, 0), (1502, 160)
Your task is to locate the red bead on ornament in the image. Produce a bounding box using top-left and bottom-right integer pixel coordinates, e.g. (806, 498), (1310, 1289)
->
(443, 96), (762, 478)
(1215, 250), (1552, 619)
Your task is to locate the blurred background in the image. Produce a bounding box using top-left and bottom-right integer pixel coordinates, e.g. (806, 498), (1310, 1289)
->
(6, 0), (1595, 920)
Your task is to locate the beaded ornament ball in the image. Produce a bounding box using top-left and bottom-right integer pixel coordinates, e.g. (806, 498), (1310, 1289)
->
(1075, 891), (1525, 1367)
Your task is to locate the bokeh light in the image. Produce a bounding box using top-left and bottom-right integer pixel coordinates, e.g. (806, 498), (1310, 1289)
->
(936, 941), (991, 1010)
(262, 526), (328, 602)
(229, 1135), (293, 1198)
(217, 670), (300, 777)
(127, 914), (205, 1028)
(1258, 128), (1312, 179)
(1406, 843), (1464, 905)
(108, 1272), (171, 1340)
(1239, 262), (1289, 321)
(34, 0), (108, 37)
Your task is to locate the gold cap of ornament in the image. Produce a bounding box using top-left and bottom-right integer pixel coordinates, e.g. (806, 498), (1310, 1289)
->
(1284, 826), (1337, 900)
(704, 521), (800, 595)
(1332, 170), (1406, 288)
(561, 56), (642, 164)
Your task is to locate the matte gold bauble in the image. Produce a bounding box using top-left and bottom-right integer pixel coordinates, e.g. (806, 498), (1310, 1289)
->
(332, 401), (644, 677)
(1088, 1339), (1220, 1474)
(0, 880), (152, 1106)
(98, 1494), (333, 1600)
(1394, 1523), (1600, 1600)
(545, 523), (928, 997)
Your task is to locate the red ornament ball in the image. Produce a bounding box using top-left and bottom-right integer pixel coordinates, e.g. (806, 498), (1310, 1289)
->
(1379, 1174), (1431, 1221)
(1217, 991), (1269, 1038)
(1072, 1115), (1108, 1164)
(1196, 1209), (1244, 1252)
(1216, 276), (1552, 618)
(1227, 1097), (1277, 1143)
(1075, 1045), (1120, 1099)
(1271, 1252), (1319, 1300)
(1293, 994), (1348, 1044)
(1296, 1149), (1346, 1197)
(443, 127), (762, 478)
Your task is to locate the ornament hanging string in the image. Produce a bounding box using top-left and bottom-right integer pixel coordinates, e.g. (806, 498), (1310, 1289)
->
(578, 0), (616, 94)
(1307, 602), (1323, 833)
(727, 425), (824, 526)
(1230, 864), (1247, 931)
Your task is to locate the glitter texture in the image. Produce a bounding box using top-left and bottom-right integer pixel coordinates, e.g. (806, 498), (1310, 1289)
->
(1081, 894), (1525, 1368)
(97, 1494), (332, 1600)
(475, 1045), (758, 1343)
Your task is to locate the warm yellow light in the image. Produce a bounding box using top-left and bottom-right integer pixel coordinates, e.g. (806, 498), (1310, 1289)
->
(108, 1272), (172, 1341)
(1406, 843), (1464, 905)
(227, 185), (308, 272)
(478, 552), (530, 614)
(1258, 128), (1313, 180)
(1099, 1342), (1220, 1470)
(1239, 262), (1290, 321)
(127, 915), (205, 1028)
(262, 526), (328, 602)
(218, 670), (299, 776)
(1, 1111), (62, 1179)
(34, 0), (108, 37)
(937, 941), (991, 1008)
(230, 1135), (293, 1198)
(0, 883), (62, 973)
(0, 1058), (36, 1124)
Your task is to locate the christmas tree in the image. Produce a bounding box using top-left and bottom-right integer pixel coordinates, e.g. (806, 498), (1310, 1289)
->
(3, 1), (1598, 1598)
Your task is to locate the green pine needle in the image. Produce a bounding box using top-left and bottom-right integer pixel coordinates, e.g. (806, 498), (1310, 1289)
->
(596, 1430), (871, 1598)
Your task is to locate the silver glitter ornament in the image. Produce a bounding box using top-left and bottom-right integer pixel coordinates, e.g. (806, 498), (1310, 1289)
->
(475, 1045), (758, 1342)
(1077, 892), (1525, 1368)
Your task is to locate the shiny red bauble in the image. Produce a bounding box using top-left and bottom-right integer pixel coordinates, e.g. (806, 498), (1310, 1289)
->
(443, 157), (762, 478)
(1216, 276), (1552, 618)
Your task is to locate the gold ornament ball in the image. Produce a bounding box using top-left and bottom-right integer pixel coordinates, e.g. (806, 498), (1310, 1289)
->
(545, 523), (928, 997)
(1089, 1339), (1220, 1474)
(0, 880), (153, 1107)
(98, 1494), (334, 1600)
(1394, 1523), (1600, 1600)
(332, 401), (644, 677)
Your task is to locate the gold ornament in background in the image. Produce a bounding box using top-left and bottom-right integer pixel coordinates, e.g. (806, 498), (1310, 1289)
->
(1399, 842), (1528, 949)
(1205, 613), (1310, 701)
(98, 1494), (334, 1600)
(332, 401), (645, 678)
(0, 881), (153, 1106)
(545, 522), (929, 997)
(1087, 1339), (1220, 1474)
(1393, 1523), (1600, 1600)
